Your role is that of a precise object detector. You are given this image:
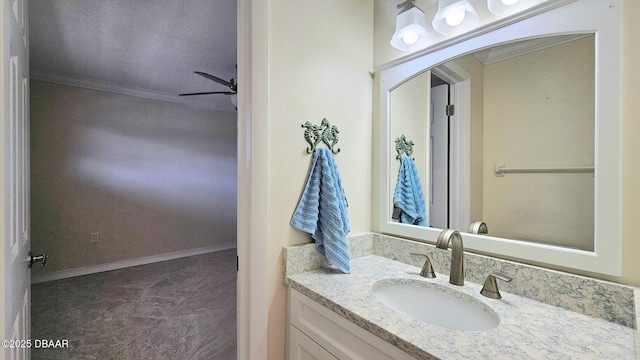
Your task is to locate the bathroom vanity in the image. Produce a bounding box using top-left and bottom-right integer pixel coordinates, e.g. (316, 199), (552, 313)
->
(284, 234), (638, 359)
(284, 1), (638, 358)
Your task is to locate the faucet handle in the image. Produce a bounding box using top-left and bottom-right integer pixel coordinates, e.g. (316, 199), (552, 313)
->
(410, 253), (436, 278)
(480, 271), (513, 299)
(468, 221), (488, 234)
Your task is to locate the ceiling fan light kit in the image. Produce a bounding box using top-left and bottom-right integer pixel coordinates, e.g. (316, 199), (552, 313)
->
(230, 94), (238, 108)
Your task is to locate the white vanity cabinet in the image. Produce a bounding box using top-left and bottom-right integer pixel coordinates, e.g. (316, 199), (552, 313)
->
(287, 288), (417, 360)
(289, 326), (339, 360)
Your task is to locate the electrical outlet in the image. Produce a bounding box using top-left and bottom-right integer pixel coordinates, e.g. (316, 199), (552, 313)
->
(90, 232), (99, 243)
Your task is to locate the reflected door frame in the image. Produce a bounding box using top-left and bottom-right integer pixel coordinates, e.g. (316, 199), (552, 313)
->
(431, 63), (471, 232)
(429, 82), (449, 229)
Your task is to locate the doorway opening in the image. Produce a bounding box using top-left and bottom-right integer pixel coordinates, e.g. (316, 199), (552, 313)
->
(27, 1), (239, 358)
(431, 63), (472, 232)
(429, 74), (451, 229)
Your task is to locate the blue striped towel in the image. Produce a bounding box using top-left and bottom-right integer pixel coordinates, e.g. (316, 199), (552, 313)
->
(290, 147), (351, 273)
(393, 155), (427, 226)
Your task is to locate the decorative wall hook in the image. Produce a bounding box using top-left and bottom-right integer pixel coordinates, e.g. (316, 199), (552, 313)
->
(395, 134), (414, 160)
(301, 118), (341, 154)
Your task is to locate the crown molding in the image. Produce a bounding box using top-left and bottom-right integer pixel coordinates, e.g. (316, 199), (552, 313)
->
(30, 72), (237, 113)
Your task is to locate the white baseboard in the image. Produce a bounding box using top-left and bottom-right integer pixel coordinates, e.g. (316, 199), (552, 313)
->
(31, 242), (237, 284)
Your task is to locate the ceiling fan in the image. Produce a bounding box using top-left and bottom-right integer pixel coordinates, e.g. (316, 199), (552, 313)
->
(179, 71), (238, 108)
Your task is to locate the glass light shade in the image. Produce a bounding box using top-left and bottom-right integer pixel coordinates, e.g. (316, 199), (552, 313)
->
(390, 6), (430, 51)
(432, 0), (479, 36)
(487, 0), (529, 16)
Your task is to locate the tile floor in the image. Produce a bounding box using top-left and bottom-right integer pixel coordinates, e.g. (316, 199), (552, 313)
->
(31, 249), (237, 360)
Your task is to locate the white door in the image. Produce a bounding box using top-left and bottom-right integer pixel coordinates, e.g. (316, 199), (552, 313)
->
(3, 0), (32, 358)
(429, 84), (448, 229)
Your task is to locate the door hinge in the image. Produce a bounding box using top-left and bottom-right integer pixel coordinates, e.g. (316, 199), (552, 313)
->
(446, 104), (455, 116)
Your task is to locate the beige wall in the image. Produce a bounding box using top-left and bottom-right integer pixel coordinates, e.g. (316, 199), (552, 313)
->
(621, 0), (640, 287)
(266, 1), (373, 359)
(482, 37), (594, 250)
(30, 81), (237, 276)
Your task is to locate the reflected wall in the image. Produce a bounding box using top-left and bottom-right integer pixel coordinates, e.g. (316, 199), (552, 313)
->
(480, 36), (594, 249)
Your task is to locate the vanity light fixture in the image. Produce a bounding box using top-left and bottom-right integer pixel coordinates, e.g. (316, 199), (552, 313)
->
(432, 0), (479, 35)
(390, 0), (430, 51)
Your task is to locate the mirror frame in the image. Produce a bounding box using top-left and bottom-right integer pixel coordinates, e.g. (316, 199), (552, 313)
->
(377, 0), (622, 276)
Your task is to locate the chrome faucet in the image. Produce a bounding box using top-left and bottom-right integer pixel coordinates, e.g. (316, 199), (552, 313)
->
(436, 229), (464, 286)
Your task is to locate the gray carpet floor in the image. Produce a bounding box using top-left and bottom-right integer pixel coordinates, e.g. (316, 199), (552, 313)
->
(31, 249), (237, 360)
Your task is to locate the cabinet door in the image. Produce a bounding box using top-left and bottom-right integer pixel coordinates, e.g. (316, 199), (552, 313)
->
(289, 289), (417, 360)
(290, 326), (339, 360)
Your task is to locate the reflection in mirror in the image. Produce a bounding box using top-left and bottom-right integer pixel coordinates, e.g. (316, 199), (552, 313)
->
(391, 134), (429, 226)
(390, 75), (429, 227)
(389, 34), (595, 250)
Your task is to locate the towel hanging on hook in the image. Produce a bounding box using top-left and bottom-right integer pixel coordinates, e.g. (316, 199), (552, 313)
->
(291, 146), (351, 273)
(301, 118), (340, 155)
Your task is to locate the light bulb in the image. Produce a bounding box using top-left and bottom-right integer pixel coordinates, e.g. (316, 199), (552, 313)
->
(445, 7), (466, 27)
(401, 30), (420, 45)
(500, 0), (519, 4)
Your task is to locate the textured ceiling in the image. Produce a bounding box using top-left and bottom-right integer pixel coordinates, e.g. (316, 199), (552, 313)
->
(30, 0), (237, 112)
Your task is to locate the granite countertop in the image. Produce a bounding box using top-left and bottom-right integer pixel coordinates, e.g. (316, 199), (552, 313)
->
(287, 255), (637, 359)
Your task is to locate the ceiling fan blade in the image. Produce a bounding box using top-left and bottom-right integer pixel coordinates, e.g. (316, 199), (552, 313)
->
(194, 71), (234, 89)
(179, 91), (235, 96)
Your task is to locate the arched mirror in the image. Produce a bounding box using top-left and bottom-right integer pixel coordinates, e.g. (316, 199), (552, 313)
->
(377, 0), (621, 275)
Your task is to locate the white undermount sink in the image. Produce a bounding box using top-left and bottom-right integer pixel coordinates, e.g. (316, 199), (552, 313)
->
(372, 279), (499, 331)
